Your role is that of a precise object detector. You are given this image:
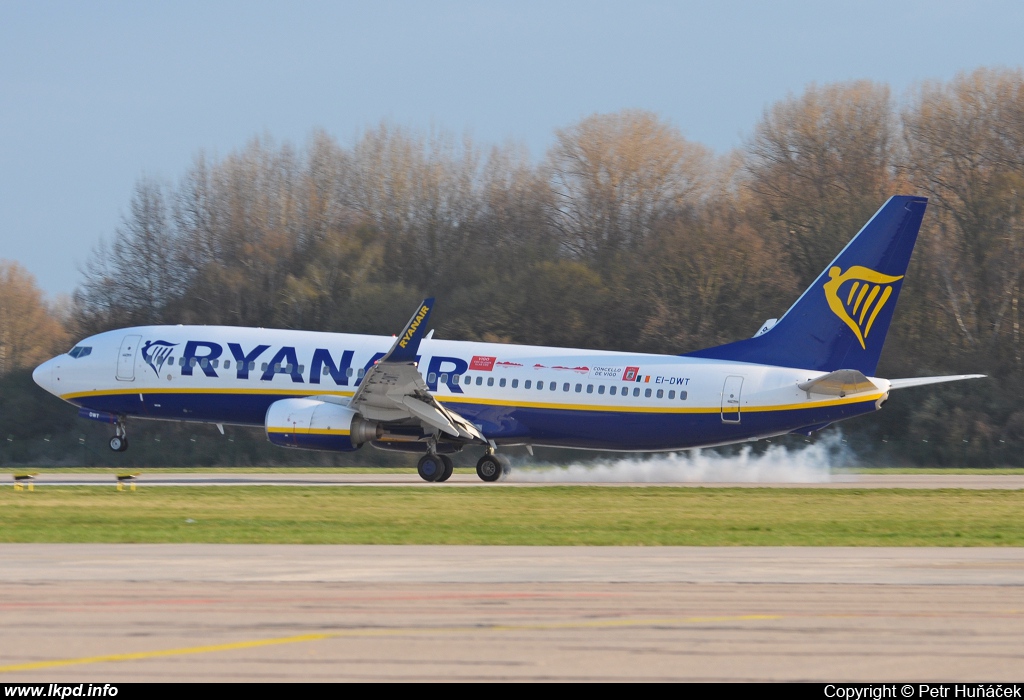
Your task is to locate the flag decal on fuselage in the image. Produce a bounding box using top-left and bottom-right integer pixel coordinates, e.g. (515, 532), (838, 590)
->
(823, 266), (904, 350)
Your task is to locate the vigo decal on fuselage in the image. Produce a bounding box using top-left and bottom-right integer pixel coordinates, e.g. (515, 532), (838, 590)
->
(141, 340), (177, 377)
(823, 266), (904, 350)
(399, 304), (430, 349)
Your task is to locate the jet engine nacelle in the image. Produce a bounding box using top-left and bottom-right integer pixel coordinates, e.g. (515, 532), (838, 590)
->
(265, 398), (380, 452)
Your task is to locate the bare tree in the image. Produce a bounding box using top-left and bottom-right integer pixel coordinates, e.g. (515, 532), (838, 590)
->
(545, 110), (713, 267)
(903, 68), (1024, 366)
(746, 81), (900, 286)
(0, 261), (68, 375)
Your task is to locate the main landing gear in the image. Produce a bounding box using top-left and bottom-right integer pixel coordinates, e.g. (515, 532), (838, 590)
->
(416, 449), (510, 483)
(475, 452), (510, 483)
(417, 453), (454, 482)
(108, 421), (128, 452)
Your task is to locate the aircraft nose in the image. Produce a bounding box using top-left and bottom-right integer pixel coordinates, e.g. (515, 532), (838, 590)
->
(32, 359), (55, 393)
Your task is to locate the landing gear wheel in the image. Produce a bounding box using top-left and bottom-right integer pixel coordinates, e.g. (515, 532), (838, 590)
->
(417, 453), (445, 482)
(109, 436), (128, 452)
(436, 455), (454, 482)
(476, 454), (510, 482)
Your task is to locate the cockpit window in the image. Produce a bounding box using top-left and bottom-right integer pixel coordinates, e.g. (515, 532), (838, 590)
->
(68, 346), (92, 359)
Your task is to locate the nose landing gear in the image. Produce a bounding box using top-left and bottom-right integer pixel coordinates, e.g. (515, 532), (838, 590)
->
(109, 421), (129, 452)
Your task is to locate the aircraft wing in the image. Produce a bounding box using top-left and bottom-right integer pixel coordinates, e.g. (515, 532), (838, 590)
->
(347, 299), (486, 442)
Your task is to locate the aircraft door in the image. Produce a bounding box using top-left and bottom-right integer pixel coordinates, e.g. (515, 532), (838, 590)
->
(116, 334), (142, 381)
(721, 375), (743, 423)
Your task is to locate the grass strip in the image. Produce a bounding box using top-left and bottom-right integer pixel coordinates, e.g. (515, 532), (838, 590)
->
(1, 486), (1022, 546)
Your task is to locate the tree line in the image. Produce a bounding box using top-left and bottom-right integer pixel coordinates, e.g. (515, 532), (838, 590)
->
(4, 67), (1024, 466)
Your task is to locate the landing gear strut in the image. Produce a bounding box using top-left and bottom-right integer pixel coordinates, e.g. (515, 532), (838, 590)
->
(109, 421), (128, 452)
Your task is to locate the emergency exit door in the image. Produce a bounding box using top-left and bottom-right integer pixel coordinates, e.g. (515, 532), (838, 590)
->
(721, 375), (743, 423)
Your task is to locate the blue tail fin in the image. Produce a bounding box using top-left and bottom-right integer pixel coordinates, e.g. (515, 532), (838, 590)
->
(685, 195), (928, 374)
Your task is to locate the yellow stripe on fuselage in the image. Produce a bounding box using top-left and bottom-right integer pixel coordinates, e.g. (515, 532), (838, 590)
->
(62, 387), (884, 415)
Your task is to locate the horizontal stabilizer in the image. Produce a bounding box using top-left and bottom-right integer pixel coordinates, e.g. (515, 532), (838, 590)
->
(798, 369), (879, 397)
(887, 374), (986, 390)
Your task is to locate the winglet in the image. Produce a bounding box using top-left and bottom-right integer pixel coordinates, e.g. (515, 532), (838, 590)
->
(381, 298), (435, 364)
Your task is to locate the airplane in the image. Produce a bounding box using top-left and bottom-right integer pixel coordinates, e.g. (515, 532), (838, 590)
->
(33, 195), (983, 482)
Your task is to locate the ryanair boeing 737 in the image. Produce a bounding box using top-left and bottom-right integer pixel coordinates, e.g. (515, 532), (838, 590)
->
(33, 196), (983, 482)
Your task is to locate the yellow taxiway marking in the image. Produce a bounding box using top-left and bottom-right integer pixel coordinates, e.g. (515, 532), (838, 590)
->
(0, 614), (780, 673)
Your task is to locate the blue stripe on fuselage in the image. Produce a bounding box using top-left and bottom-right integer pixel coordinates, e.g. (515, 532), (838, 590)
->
(68, 391), (876, 451)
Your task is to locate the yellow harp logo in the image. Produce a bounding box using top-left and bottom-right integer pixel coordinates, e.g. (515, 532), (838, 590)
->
(823, 266), (904, 349)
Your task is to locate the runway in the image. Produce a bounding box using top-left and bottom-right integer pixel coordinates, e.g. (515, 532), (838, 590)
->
(2, 545), (1024, 681)
(11, 471), (1024, 488)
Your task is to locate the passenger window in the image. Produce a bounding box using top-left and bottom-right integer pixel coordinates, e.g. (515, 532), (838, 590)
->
(679, 391), (688, 400)
(298, 365), (304, 374)
(223, 360), (230, 369)
(551, 382), (557, 391)
(476, 376), (483, 386)
(509, 378), (516, 388)
(211, 359), (219, 368)
(656, 389), (663, 398)
(249, 361), (256, 371)
(575, 384), (582, 393)
(453, 374), (460, 384)
(487, 377), (494, 387)
(346, 367), (354, 377)
(669, 390), (675, 399)
(498, 378), (505, 387)
(261, 362), (267, 371)
(524, 380), (531, 389)
(357, 368), (365, 378)
(586, 384), (592, 393)
(179, 357), (186, 366)
(632, 387), (640, 397)
(191, 358), (198, 368)
(428, 372), (437, 384)
(609, 386), (616, 396)
(563, 383), (570, 392)
(644, 388), (652, 398)
(285, 364), (293, 373)
(597, 385), (604, 395)
(323, 366), (330, 375)
(537, 381), (544, 390)
(440, 373), (448, 384)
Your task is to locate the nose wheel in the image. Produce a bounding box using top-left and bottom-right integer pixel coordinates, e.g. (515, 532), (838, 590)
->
(109, 422), (129, 452)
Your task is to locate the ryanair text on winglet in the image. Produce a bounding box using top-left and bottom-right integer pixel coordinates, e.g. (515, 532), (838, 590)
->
(399, 304), (430, 349)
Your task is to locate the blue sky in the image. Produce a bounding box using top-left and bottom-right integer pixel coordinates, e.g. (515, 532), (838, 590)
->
(2, 0), (1023, 297)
